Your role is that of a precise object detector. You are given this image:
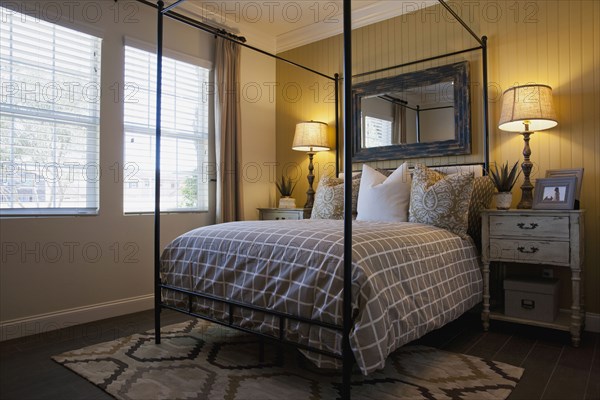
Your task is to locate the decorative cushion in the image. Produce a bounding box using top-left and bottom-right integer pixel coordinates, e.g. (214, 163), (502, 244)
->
(339, 169), (393, 217)
(467, 175), (495, 249)
(409, 164), (474, 238)
(310, 176), (360, 219)
(356, 163), (412, 222)
(350, 174), (361, 215)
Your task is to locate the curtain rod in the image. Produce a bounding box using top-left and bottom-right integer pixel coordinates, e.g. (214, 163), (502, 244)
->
(133, 0), (336, 81)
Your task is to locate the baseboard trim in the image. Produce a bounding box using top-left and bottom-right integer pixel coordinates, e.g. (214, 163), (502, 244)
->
(2, 296), (598, 341)
(0, 294), (153, 341)
(586, 312), (600, 333)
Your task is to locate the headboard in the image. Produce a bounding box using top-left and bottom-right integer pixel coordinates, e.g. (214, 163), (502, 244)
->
(346, 162), (485, 177)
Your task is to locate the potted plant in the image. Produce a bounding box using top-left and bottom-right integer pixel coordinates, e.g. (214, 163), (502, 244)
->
(276, 175), (297, 209)
(489, 161), (521, 210)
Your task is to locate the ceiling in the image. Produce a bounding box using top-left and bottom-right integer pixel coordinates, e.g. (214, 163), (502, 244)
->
(174, 1), (439, 52)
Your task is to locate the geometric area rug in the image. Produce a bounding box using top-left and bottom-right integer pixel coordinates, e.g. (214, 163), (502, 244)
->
(52, 319), (523, 400)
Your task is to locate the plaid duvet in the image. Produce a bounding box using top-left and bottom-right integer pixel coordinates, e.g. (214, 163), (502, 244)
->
(161, 219), (482, 375)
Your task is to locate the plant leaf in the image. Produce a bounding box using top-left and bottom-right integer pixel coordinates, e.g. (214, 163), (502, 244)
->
(276, 175), (295, 196)
(488, 161), (521, 192)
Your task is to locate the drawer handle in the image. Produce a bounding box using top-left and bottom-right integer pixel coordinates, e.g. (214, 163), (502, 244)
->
(517, 246), (539, 254)
(517, 222), (539, 230)
(521, 299), (535, 310)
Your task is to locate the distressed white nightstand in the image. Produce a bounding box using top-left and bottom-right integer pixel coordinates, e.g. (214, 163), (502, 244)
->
(481, 209), (585, 346)
(257, 208), (311, 221)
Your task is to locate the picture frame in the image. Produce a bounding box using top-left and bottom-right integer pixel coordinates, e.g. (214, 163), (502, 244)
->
(545, 168), (584, 201)
(532, 177), (577, 210)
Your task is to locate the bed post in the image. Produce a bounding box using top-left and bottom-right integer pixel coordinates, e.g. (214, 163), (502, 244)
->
(154, 0), (164, 345)
(481, 36), (490, 173)
(342, 0), (353, 398)
(335, 73), (340, 177)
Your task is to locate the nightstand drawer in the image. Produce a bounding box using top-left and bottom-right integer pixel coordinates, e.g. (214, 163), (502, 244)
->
(258, 208), (310, 221)
(489, 215), (569, 239)
(267, 211), (302, 220)
(489, 239), (570, 265)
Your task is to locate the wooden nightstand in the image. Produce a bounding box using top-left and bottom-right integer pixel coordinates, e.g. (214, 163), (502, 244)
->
(257, 208), (311, 221)
(481, 209), (585, 346)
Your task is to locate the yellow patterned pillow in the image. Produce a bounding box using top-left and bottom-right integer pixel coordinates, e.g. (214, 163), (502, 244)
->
(310, 176), (360, 219)
(409, 164), (474, 238)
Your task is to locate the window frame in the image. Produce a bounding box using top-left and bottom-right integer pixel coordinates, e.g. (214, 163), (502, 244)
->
(0, 6), (102, 217)
(122, 39), (213, 215)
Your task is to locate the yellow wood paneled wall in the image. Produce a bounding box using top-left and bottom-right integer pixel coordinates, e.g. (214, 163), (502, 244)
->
(275, 65), (338, 208)
(276, 0), (599, 314)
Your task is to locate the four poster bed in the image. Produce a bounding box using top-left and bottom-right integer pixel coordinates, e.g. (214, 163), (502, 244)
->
(150, 1), (491, 398)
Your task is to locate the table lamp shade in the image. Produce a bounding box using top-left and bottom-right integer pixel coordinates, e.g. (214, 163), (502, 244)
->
(292, 121), (330, 152)
(498, 84), (558, 132)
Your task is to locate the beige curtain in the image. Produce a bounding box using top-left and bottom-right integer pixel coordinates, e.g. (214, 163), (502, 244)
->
(392, 103), (407, 144)
(215, 37), (243, 223)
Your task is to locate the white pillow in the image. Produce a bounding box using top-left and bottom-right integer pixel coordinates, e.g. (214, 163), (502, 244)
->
(356, 163), (412, 222)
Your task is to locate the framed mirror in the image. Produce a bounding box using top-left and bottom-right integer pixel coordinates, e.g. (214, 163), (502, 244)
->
(352, 61), (471, 162)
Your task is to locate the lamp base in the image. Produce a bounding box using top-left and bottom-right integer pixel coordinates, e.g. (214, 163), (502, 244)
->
(304, 185), (315, 209)
(516, 187), (533, 209)
(517, 131), (534, 209)
(304, 152), (315, 209)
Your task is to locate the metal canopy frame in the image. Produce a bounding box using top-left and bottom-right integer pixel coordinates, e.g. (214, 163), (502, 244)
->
(152, 1), (490, 398)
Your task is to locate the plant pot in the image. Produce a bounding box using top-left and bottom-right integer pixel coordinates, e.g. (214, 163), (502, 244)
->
(495, 192), (512, 210)
(278, 197), (296, 209)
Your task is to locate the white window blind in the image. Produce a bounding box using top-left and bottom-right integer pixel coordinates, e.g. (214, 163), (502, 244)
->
(123, 45), (210, 213)
(0, 7), (101, 216)
(364, 116), (393, 148)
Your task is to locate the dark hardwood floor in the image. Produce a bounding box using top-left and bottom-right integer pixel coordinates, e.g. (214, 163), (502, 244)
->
(1, 309), (598, 399)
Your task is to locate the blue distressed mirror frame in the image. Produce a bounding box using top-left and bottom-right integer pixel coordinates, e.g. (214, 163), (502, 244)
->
(352, 61), (471, 162)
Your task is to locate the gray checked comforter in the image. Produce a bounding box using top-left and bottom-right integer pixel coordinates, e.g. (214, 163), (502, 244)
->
(160, 219), (482, 375)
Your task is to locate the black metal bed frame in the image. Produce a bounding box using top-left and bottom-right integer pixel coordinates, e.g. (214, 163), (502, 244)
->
(150, 1), (490, 398)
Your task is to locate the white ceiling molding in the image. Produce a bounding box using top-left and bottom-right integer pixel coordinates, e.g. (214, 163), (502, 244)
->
(176, 1), (438, 55)
(276, 1), (438, 53)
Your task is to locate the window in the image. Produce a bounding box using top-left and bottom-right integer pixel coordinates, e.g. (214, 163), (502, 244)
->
(0, 7), (101, 215)
(363, 116), (393, 148)
(123, 45), (210, 213)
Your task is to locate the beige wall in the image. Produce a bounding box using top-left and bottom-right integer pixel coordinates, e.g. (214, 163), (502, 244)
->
(0, 1), (276, 335)
(277, 0), (600, 314)
(240, 48), (278, 218)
